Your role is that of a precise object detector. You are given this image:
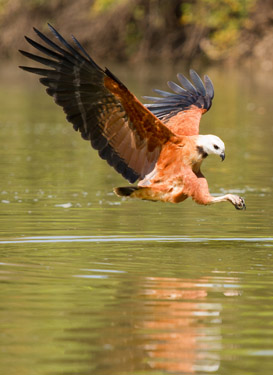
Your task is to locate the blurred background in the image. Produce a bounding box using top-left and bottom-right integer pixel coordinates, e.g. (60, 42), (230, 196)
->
(0, 0), (272, 69)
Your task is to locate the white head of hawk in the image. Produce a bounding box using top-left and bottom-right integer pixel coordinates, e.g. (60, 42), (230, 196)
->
(197, 134), (226, 161)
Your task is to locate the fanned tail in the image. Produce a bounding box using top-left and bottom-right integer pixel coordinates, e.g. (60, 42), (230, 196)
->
(114, 186), (139, 197)
(114, 186), (157, 201)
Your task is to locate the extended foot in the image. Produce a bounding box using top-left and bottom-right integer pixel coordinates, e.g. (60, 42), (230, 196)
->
(227, 194), (246, 210)
(211, 193), (246, 210)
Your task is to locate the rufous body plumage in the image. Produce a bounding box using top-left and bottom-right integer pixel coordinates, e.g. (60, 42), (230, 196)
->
(19, 24), (246, 210)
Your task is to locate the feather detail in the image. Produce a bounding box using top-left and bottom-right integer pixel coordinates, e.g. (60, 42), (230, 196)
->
(144, 70), (214, 135)
(19, 24), (175, 183)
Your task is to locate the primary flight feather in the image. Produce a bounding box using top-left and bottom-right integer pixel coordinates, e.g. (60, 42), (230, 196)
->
(19, 24), (246, 210)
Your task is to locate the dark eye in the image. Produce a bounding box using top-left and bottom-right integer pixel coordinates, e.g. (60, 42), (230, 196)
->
(213, 145), (219, 150)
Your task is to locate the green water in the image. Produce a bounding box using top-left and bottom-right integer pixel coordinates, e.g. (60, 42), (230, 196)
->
(0, 64), (272, 375)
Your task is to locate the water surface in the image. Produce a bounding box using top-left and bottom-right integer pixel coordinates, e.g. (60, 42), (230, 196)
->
(0, 63), (272, 375)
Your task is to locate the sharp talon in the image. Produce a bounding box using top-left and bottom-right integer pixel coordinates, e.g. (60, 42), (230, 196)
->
(235, 197), (246, 210)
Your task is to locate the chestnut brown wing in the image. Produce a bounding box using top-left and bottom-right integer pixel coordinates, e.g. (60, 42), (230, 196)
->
(19, 24), (174, 183)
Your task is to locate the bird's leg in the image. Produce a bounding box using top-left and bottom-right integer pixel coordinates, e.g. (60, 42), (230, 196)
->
(187, 175), (246, 210)
(210, 194), (246, 210)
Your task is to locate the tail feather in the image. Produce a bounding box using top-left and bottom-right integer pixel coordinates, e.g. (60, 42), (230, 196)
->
(114, 185), (188, 203)
(114, 186), (163, 202)
(114, 186), (140, 197)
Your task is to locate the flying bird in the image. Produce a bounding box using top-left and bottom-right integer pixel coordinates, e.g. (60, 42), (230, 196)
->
(19, 24), (246, 210)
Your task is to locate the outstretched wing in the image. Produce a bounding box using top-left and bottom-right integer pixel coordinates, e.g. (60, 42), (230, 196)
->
(144, 70), (214, 136)
(19, 24), (174, 183)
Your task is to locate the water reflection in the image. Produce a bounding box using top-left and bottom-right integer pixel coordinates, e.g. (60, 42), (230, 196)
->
(1, 238), (272, 375)
(69, 262), (242, 374)
(140, 276), (238, 373)
(143, 277), (215, 374)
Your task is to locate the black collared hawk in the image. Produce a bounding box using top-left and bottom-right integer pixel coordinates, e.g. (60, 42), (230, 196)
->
(19, 24), (246, 210)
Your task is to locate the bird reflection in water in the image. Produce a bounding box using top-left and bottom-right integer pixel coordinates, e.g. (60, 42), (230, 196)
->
(140, 276), (240, 373)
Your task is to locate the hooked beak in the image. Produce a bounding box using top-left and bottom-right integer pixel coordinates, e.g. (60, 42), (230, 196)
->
(220, 152), (225, 161)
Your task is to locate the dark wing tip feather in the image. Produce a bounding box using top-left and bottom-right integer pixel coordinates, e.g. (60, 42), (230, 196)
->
(47, 23), (84, 60)
(145, 69), (214, 120)
(47, 23), (61, 40)
(152, 89), (174, 97)
(167, 81), (186, 95)
(189, 69), (206, 96)
(19, 24), (157, 184)
(70, 34), (103, 71)
(204, 75), (214, 99)
(177, 73), (197, 95)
